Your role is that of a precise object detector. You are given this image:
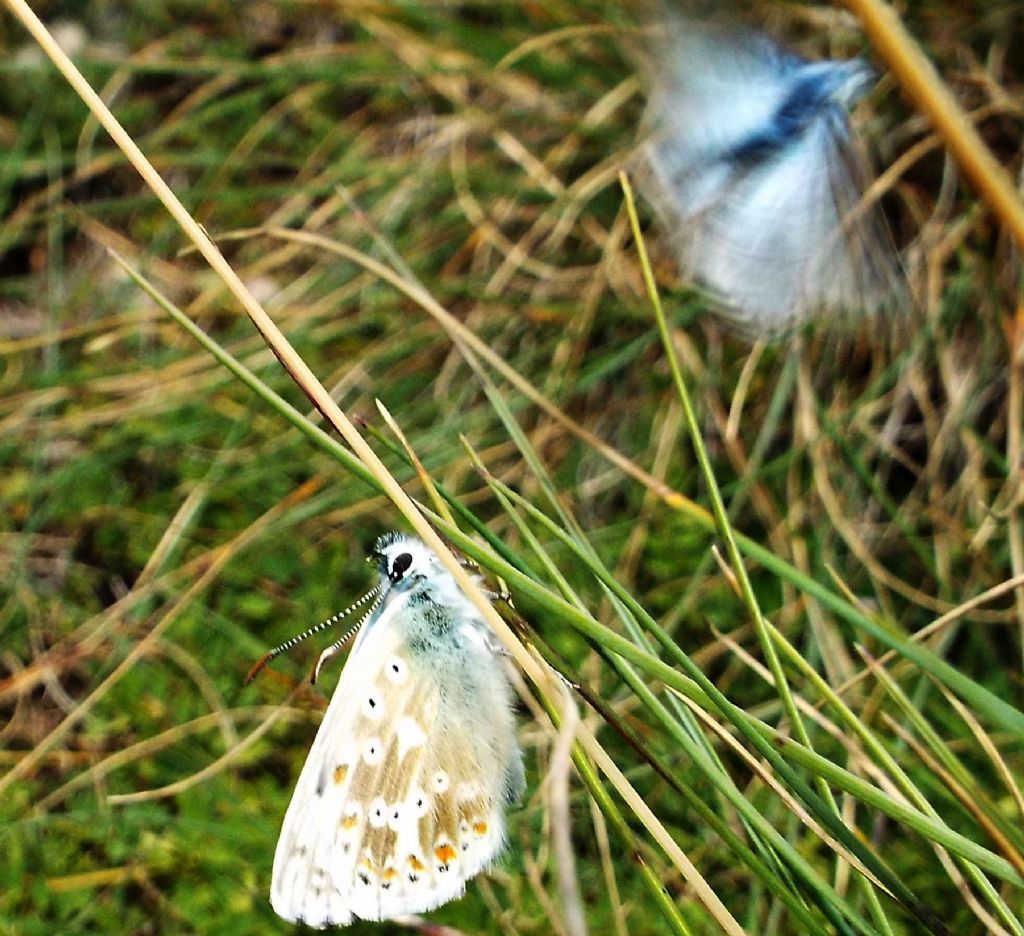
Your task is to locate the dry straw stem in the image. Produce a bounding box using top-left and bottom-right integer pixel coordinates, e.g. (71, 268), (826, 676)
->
(105, 685), (304, 806)
(943, 689), (1024, 823)
(3, 2), (746, 931)
(225, 224), (693, 511)
(34, 706), (312, 814)
(0, 477), (314, 802)
(375, 398), (458, 528)
(845, 0), (1024, 251)
(882, 715), (1024, 880)
(833, 571), (1024, 699)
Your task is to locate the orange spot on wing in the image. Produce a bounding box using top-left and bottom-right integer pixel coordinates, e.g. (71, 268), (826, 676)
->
(332, 764), (348, 784)
(340, 814), (359, 830)
(382, 867), (398, 881)
(407, 855), (425, 872)
(434, 844), (456, 865)
(472, 821), (488, 836)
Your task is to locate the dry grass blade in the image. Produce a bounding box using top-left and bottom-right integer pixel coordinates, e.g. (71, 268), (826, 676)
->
(106, 685), (302, 806)
(846, 0), (1024, 249)
(0, 481), (318, 802)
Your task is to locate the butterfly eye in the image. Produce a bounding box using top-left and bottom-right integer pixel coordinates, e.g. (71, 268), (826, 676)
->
(390, 552), (413, 579)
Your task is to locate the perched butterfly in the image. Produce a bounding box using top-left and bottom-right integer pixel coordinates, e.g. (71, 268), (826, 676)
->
(256, 533), (525, 927)
(641, 15), (904, 333)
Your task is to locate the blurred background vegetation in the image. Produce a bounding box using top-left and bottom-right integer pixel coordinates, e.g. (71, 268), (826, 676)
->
(1, 1), (1022, 934)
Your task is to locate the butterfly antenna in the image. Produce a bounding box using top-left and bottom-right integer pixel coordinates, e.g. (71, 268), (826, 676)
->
(309, 589), (386, 684)
(244, 583), (383, 684)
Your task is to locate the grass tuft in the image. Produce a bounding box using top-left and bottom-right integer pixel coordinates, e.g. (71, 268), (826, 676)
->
(1, 2), (1022, 934)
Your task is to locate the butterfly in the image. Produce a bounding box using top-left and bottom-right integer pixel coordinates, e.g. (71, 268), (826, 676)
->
(257, 533), (525, 927)
(641, 15), (904, 333)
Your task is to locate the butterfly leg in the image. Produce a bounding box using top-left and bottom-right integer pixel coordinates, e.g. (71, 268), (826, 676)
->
(310, 632), (353, 684)
(479, 585), (512, 604)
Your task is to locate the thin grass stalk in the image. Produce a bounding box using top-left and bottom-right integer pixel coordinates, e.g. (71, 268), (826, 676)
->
(483, 497), (837, 933)
(565, 729), (698, 936)
(469, 452), (700, 935)
(736, 617), (1023, 929)
(814, 402), (938, 577)
(457, 388), (822, 924)
(621, 169), (830, 785)
(466, 351), (718, 750)
(465, 443), (833, 930)
(620, 168), (882, 919)
(465, 352), (827, 924)
(765, 618), (1024, 858)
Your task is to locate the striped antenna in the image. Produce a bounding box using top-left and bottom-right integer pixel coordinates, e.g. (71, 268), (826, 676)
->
(309, 587), (387, 684)
(245, 583), (383, 684)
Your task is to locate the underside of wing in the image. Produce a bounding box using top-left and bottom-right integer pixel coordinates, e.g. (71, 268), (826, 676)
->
(270, 616), (412, 927)
(270, 607), (520, 927)
(334, 707), (513, 923)
(662, 112), (903, 332)
(642, 17), (796, 203)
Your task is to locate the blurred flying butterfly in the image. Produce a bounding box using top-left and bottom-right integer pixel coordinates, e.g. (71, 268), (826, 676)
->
(641, 14), (904, 333)
(250, 533), (525, 927)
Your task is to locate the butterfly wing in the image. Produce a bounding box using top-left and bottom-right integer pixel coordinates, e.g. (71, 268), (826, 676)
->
(818, 113), (906, 317)
(270, 607), (410, 927)
(643, 19), (800, 214)
(683, 111), (902, 331)
(684, 112), (846, 329)
(642, 17), (903, 331)
(271, 591), (522, 927)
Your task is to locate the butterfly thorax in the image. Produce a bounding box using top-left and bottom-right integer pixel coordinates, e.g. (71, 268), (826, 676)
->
(728, 60), (868, 167)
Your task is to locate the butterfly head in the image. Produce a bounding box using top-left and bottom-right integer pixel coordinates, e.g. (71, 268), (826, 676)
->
(800, 58), (874, 111)
(372, 533), (444, 589)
